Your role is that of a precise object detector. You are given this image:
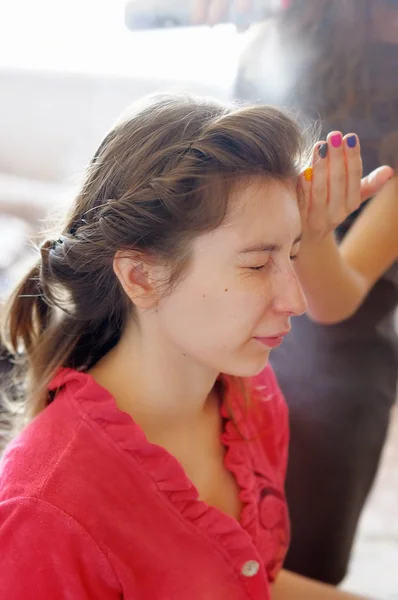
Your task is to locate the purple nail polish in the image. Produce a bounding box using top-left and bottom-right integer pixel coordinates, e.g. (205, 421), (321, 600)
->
(347, 135), (357, 148)
(331, 134), (342, 148)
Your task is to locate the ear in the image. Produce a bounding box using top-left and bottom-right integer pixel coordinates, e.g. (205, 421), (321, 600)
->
(113, 251), (161, 310)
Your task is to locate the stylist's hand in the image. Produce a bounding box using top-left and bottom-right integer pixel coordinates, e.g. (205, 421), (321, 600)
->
(298, 132), (394, 243)
(191, 0), (253, 28)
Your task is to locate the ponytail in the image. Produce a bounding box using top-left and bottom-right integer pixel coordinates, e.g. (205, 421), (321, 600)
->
(5, 261), (49, 356)
(1, 237), (126, 418)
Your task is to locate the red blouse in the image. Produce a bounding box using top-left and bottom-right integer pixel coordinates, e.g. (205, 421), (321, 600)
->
(0, 365), (290, 599)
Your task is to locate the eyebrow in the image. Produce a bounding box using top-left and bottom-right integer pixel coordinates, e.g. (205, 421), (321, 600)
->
(240, 233), (302, 254)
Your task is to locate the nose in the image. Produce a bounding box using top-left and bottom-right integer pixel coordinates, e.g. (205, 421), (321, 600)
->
(272, 264), (307, 317)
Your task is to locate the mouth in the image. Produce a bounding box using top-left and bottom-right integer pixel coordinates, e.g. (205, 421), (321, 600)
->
(253, 331), (290, 349)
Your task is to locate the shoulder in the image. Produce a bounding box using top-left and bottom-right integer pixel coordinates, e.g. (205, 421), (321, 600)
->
(0, 386), (87, 504)
(0, 403), (79, 500)
(0, 495), (120, 596)
(0, 368), (121, 505)
(0, 368), (153, 528)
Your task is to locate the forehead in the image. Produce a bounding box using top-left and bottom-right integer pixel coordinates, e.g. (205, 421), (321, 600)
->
(192, 176), (300, 260)
(225, 176), (300, 246)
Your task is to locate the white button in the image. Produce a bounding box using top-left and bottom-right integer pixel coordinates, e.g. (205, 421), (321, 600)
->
(241, 560), (260, 577)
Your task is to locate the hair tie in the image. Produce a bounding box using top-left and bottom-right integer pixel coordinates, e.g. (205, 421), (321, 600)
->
(68, 218), (87, 236)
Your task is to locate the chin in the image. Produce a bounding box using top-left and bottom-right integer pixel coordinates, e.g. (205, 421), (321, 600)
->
(221, 351), (270, 379)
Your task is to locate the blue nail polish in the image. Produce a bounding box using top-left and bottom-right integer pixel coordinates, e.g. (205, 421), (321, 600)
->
(318, 143), (328, 158)
(347, 135), (357, 148)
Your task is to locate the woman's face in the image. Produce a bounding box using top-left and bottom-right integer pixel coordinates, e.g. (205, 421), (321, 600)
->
(154, 176), (307, 377)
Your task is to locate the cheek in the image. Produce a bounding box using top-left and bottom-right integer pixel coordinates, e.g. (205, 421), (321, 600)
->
(233, 289), (270, 326)
(234, 273), (273, 316)
(202, 285), (271, 337)
(155, 278), (216, 336)
(156, 271), (272, 342)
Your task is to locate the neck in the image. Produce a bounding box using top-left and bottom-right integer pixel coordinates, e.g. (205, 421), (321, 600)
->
(90, 318), (219, 434)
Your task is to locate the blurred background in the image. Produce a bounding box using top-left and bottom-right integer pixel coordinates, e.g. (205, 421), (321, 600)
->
(0, 1), (397, 598)
(0, 0), (244, 294)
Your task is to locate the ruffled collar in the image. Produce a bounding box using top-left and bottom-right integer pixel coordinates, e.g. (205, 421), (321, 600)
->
(48, 367), (285, 580)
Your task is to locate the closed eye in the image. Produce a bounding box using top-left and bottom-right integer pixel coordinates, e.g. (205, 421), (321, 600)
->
(248, 254), (298, 269)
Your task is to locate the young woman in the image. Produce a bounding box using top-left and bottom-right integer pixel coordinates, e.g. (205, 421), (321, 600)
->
(193, 0), (398, 584)
(0, 94), (387, 599)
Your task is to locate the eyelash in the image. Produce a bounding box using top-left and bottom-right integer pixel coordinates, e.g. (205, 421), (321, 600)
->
(248, 254), (298, 271)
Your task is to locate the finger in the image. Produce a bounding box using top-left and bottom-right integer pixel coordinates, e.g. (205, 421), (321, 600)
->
(360, 165), (394, 202)
(191, 0), (212, 23)
(207, 0), (231, 24)
(327, 131), (347, 224)
(343, 133), (362, 213)
(297, 168), (312, 223)
(307, 141), (328, 232)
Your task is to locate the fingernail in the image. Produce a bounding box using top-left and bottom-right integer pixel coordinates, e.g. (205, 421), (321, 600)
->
(318, 143), (328, 158)
(331, 134), (342, 148)
(304, 167), (313, 181)
(346, 135), (357, 148)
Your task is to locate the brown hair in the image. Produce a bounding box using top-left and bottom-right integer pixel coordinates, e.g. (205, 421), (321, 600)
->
(1, 93), (310, 423)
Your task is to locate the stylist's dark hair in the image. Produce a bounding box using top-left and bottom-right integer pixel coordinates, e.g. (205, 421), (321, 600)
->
(2, 94), (311, 418)
(279, 0), (398, 172)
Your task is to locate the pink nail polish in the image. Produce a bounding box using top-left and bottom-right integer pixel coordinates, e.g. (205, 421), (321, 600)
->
(331, 134), (342, 148)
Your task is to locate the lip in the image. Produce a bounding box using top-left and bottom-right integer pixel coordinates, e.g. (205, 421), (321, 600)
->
(253, 331), (290, 349)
